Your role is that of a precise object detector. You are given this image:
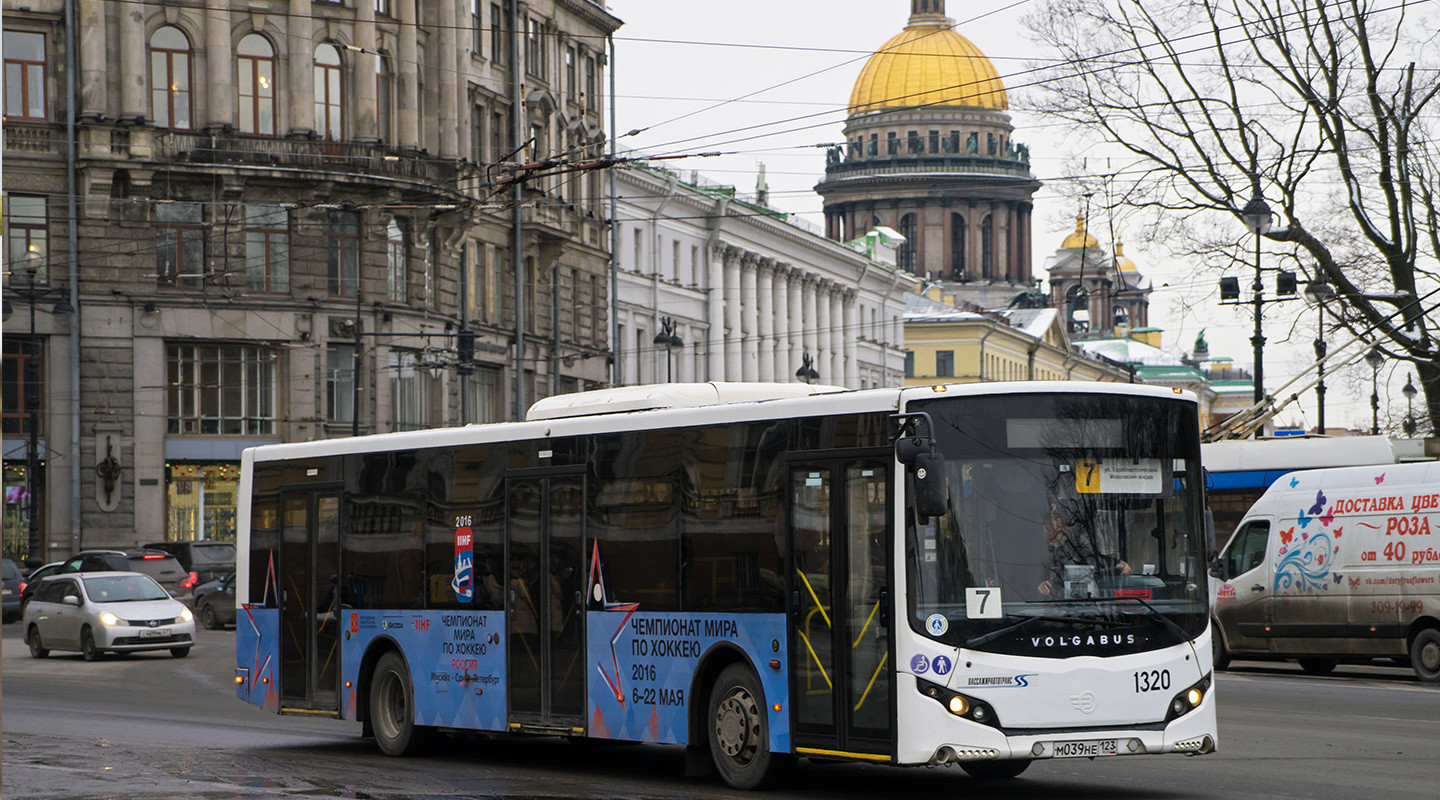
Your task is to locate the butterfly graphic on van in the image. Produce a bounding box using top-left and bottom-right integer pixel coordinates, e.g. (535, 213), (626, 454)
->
(1375, 473), (1386, 484)
(1297, 508), (1312, 528)
(1279, 527), (1295, 545)
(1308, 491), (1327, 515)
(1319, 508), (1335, 527)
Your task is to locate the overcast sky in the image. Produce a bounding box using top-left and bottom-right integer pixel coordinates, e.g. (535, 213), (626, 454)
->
(605, 0), (1413, 432)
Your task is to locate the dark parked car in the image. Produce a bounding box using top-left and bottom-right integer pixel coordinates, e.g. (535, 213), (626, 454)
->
(18, 561), (64, 612)
(141, 541), (236, 596)
(58, 550), (188, 599)
(193, 572), (236, 629)
(3, 558), (24, 622)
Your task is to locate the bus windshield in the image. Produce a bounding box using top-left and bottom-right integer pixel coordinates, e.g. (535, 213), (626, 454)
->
(905, 392), (1207, 657)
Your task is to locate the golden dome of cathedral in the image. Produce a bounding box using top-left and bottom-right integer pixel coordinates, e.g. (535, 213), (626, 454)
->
(848, 11), (1008, 113)
(1115, 240), (1137, 271)
(1061, 213), (1099, 249)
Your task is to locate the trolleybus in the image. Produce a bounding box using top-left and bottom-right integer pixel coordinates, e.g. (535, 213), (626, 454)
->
(235, 381), (1217, 787)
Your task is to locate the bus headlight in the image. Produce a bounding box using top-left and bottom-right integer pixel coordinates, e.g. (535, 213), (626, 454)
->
(918, 677), (1000, 728)
(1165, 674), (1211, 722)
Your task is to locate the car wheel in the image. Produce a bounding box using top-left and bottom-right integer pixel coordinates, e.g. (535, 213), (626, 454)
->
(27, 625), (49, 658)
(81, 627), (102, 662)
(707, 663), (791, 790)
(1212, 626), (1232, 671)
(171, 646), (191, 658)
(200, 603), (220, 630)
(1297, 657), (1338, 675)
(1410, 628), (1440, 683)
(371, 651), (432, 756)
(961, 760), (1032, 779)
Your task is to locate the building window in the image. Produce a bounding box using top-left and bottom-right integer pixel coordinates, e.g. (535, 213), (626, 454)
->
(491, 4), (505, 65)
(898, 213), (916, 274)
(904, 350), (914, 379)
(5, 195), (48, 282)
(471, 0), (482, 53)
(390, 350), (431, 432)
(166, 343), (277, 435)
(470, 367), (502, 423)
(314, 43), (343, 141)
(244, 204), (289, 293)
(157, 202), (205, 288)
(150, 27), (192, 130)
(585, 54), (597, 104)
(237, 34), (275, 136)
(981, 214), (994, 278)
(326, 210), (360, 296)
(1, 338), (42, 435)
(936, 350), (954, 378)
(3, 31), (47, 120)
(490, 109), (506, 164)
(376, 53), (392, 144)
(386, 219), (408, 302)
(471, 104), (485, 164)
(950, 212), (966, 280)
(326, 344), (355, 424)
(565, 46), (577, 102)
(376, 0), (391, 16)
(525, 17), (544, 79)
(166, 464), (240, 542)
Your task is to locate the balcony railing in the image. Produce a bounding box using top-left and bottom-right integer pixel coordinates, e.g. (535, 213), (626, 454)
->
(155, 131), (445, 182)
(823, 152), (1033, 180)
(3, 121), (68, 159)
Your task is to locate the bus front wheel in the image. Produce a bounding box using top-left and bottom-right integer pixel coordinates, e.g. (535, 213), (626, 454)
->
(707, 663), (790, 789)
(371, 651), (431, 756)
(1411, 628), (1440, 683)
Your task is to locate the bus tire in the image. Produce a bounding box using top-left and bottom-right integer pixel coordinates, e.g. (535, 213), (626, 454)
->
(371, 651), (431, 756)
(961, 759), (1031, 779)
(1297, 657), (1337, 675)
(1410, 628), (1440, 683)
(707, 663), (790, 790)
(1211, 627), (1231, 671)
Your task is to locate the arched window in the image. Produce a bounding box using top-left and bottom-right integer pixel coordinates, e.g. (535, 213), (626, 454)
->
(898, 213), (917, 274)
(150, 27), (192, 129)
(314, 43), (344, 141)
(376, 52), (392, 144)
(237, 34), (275, 136)
(980, 214), (994, 279)
(949, 213), (966, 280)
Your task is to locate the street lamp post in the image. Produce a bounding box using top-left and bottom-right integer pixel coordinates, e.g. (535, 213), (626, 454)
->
(1402, 373), (1419, 438)
(1304, 280), (1336, 432)
(1365, 347), (1384, 436)
(1241, 190), (1274, 404)
(652, 316), (683, 383)
(4, 267), (74, 568)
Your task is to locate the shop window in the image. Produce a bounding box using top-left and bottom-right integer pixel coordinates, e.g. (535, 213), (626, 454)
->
(167, 464), (240, 541)
(166, 343), (278, 435)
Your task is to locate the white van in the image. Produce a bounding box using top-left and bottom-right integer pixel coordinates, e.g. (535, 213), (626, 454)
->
(1210, 460), (1440, 682)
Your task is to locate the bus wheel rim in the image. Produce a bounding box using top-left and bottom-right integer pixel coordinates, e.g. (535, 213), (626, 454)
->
(377, 670), (405, 740)
(715, 687), (759, 764)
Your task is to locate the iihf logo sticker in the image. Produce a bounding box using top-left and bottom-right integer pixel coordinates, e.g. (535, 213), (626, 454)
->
(452, 526), (474, 602)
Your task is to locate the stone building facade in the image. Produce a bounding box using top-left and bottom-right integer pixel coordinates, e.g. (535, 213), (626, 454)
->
(2, 0), (620, 559)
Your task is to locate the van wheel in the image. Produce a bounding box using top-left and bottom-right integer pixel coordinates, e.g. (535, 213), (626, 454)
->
(1212, 627), (1231, 671)
(962, 760), (1031, 779)
(81, 627), (102, 662)
(1297, 657), (1337, 674)
(1410, 629), (1440, 682)
(371, 651), (432, 756)
(27, 626), (48, 658)
(708, 663), (791, 789)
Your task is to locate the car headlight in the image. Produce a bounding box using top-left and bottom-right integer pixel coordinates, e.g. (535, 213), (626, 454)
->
(99, 612), (120, 626)
(180, 607), (193, 623)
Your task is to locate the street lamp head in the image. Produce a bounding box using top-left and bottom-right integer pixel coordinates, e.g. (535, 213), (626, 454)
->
(1303, 280), (1335, 305)
(1365, 346), (1384, 372)
(1241, 192), (1273, 235)
(1403, 373), (1418, 401)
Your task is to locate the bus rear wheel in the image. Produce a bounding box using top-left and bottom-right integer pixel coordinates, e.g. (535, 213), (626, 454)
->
(961, 760), (1031, 779)
(707, 663), (789, 789)
(371, 651), (431, 756)
(1410, 628), (1440, 683)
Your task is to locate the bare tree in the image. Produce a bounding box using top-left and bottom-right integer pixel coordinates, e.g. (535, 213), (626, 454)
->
(1028, 0), (1439, 435)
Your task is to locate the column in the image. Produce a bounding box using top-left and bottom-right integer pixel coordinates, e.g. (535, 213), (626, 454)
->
(724, 248), (742, 382)
(438, 0), (460, 157)
(206, 0), (234, 129)
(810, 279), (826, 382)
(707, 245), (726, 382)
(397, 0), (420, 146)
(118, 0), (145, 119)
(354, 0), (379, 141)
(772, 266), (790, 381)
(287, 0), (315, 134)
(794, 273), (809, 381)
(78, 0), (107, 115)
(843, 290), (859, 390)
(757, 260), (775, 383)
(829, 288), (844, 385)
(741, 255), (759, 382)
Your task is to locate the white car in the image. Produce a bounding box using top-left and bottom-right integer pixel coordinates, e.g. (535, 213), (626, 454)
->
(23, 571), (196, 660)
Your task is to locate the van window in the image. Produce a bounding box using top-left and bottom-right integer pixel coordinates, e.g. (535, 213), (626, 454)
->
(1227, 520), (1270, 577)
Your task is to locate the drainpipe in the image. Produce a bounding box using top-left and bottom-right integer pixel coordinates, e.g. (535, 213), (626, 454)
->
(976, 321), (999, 382)
(510, 0), (524, 417)
(608, 34), (619, 387)
(66, 0), (83, 554)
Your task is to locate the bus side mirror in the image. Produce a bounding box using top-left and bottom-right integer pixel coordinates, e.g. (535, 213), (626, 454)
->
(913, 452), (950, 518)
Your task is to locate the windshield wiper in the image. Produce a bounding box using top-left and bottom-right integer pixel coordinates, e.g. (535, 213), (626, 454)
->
(1106, 596), (1194, 642)
(963, 612), (1116, 649)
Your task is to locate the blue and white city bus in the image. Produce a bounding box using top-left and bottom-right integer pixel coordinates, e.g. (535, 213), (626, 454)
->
(235, 381), (1216, 788)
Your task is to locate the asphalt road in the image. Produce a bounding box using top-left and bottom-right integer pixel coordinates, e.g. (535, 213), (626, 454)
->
(3, 621), (1438, 799)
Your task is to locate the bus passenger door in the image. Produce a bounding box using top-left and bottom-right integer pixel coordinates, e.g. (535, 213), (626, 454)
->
(278, 488), (343, 712)
(506, 472), (586, 732)
(789, 458), (894, 761)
